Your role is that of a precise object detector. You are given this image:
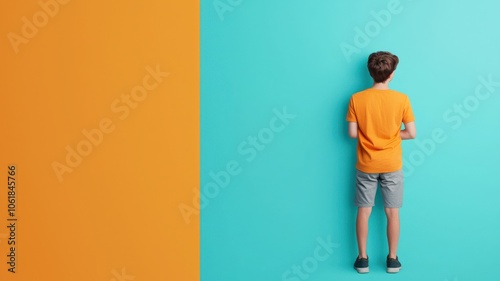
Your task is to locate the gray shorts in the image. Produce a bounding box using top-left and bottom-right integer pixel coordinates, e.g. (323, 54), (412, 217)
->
(355, 169), (403, 208)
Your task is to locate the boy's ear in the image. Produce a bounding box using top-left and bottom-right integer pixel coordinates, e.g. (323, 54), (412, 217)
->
(388, 71), (395, 81)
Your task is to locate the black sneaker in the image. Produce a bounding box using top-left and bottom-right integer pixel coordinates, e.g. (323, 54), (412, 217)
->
(386, 255), (401, 273)
(354, 256), (369, 273)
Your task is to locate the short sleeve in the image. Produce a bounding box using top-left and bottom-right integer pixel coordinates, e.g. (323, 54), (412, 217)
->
(402, 96), (415, 123)
(346, 97), (357, 122)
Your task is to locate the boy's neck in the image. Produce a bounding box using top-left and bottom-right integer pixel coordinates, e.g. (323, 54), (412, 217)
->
(371, 82), (390, 90)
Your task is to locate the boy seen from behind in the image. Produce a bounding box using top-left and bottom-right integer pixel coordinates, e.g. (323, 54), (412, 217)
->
(346, 51), (416, 274)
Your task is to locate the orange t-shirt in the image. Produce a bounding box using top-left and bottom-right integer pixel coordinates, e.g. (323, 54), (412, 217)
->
(346, 88), (415, 173)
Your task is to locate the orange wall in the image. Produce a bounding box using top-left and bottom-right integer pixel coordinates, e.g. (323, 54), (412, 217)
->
(0, 1), (198, 280)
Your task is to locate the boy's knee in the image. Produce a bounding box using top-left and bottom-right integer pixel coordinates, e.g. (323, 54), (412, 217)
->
(358, 207), (372, 216)
(384, 207), (399, 218)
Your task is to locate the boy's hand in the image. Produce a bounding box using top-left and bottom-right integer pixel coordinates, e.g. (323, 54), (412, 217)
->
(400, 122), (416, 140)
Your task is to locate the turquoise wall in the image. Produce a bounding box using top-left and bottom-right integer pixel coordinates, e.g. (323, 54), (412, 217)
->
(201, 0), (500, 280)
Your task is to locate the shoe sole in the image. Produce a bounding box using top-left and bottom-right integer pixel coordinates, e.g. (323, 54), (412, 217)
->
(386, 267), (401, 273)
(354, 267), (369, 274)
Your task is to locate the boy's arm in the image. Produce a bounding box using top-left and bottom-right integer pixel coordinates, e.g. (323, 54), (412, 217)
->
(400, 122), (416, 140)
(348, 122), (358, 138)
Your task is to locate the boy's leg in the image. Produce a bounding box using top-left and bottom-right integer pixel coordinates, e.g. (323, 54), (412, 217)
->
(384, 207), (399, 258)
(356, 207), (372, 258)
(380, 170), (403, 259)
(354, 170), (378, 259)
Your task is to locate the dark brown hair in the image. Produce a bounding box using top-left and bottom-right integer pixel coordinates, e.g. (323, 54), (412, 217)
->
(367, 51), (399, 83)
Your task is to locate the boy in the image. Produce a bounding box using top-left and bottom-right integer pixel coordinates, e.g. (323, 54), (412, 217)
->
(346, 51), (416, 274)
